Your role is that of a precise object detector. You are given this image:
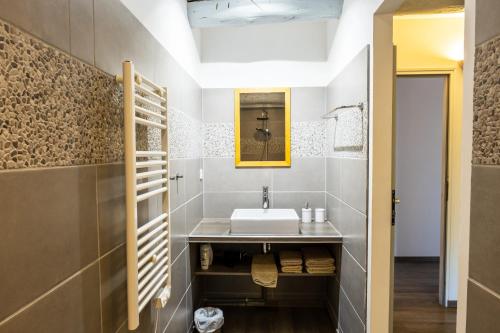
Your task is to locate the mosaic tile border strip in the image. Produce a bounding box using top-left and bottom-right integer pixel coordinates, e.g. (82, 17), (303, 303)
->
(168, 107), (202, 159)
(202, 121), (328, 158)
(473, 35), (500, 165)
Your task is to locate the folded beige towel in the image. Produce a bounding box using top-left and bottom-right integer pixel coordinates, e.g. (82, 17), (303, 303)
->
(279, 250), (303, 267)
(302, 247), (335, 266)
(251, 254), (278, 288)
(306, 262), (336, 268)
(281, 265), (303, 273)
(306, 265), (336, 274)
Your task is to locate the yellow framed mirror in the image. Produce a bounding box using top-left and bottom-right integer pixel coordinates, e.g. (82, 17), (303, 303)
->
(234, 88), (291, 167)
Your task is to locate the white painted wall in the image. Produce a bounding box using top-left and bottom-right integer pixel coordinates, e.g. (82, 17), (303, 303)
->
(120, 0), (201, 81)
(201, 20), (328, 63)
(199, 61), (332, 88)
(395, 76), (446, 257)
(199, 19), (336, 88)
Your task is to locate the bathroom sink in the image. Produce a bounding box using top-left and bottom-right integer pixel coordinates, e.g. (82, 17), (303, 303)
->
(230, 209), (300, 235)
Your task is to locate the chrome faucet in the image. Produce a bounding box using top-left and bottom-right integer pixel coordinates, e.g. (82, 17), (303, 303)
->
(262, 186), (269, 209)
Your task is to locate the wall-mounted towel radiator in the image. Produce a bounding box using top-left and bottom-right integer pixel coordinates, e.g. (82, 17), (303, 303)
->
(116, 61), (170, 330)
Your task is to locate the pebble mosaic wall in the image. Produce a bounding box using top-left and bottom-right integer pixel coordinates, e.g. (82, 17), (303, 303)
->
(473, 35), (500, 165)
(0, 20), (124, 170)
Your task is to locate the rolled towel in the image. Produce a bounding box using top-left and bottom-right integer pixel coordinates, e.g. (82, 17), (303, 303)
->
(302, 247), (335, 266)
(281, 265), (303, 273)
(279, 250), (303, 267)
(251, 254), (278, 288)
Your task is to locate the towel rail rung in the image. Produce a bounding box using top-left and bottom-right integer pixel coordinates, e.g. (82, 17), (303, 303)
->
(136, 151), (167, 158)
(135, 94), (166, 112)
(138, 246), (168, 270)
(138, 272), (167, 312)
(136, 186), (167, 202)
(136, 169), (167, 180)
(135, 105), (167, 121)
(136, 160), (167, 168)
(138, 258), (168, 292)
(137, 74), (166, 97)
(136, 178), (168, 191)
(138, 238), (168, 260)
(138, 268), (167, 303)
(138, 252), (168, 281)
(137, 213), (168, 236)
(135, 117), (167, 130)
(137, 222), (168, 246)
(135, 84), (166, 103)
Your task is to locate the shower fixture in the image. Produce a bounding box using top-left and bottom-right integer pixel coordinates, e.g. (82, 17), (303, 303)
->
(255, 110), (271, 161)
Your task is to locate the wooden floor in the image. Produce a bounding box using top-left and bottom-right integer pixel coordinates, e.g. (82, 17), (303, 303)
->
(219, 307), (334, 333)
(394, 261), (457, 333)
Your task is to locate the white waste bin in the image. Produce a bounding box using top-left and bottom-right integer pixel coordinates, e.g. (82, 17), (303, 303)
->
(194, 307), (224, 333)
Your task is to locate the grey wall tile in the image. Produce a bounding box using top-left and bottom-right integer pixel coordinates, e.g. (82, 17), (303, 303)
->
(186, 285), (194, 331)
(183, 74), (202, 122)
(203, 158), (272, 192)
(475, 0), (500, 45)
(0, 0), (70, 52)
(273, 191), (325, 218)
(186, 194), (203, 234)
(327, 276), (340, 319)
(469, 165), (500, 294)
(94, 0), (156, 77)
(327, 193), (341, 231)
(185, 158), (202, 201)
(169, 159), (186, 211)
(186, 245), (196, 288)
(0, 166), (98, 321)
(291, 87), (326, 121)
(202, 88), (234, 123)
(100, 245), (127, 333)
(273, 157), (325, 191)
(327, 47), (368, 112)
(204, 192), (263, 218)
(340, 248), (366, 321)
(0, 263), (101, 333)
(116, 305), (155, 333)
(69, 0), (94, 64)
(326, 157), (341, 197)
(338, 288), (365, 333)
(171, 205), (187, 263)
(157, 249), (188, 331)
(339, 200), (367, 270)
(154, 48), (184, 110)
(466, 280), (500, 333)
(341, 158), (367, 214)
(97, 164), (126, 254)
(165, 293), (189, 333)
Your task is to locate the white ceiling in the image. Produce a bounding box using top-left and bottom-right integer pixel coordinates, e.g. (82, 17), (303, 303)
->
(187, 0), (343, 28)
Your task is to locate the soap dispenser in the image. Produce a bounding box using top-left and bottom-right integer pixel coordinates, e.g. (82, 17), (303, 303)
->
(302, 202), (312, 223)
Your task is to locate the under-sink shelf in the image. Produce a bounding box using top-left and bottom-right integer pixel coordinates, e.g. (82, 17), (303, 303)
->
(195, 264), (336, 277)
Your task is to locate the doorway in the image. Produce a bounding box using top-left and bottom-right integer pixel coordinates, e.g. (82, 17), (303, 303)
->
(392, 75), (456, 332)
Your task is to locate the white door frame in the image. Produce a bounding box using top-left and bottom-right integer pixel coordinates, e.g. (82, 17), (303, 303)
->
(368, 1), (474, 332)
(395, 71), (452, 306)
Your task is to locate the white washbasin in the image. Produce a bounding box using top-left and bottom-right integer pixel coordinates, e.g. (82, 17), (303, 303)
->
(230, 209), (300, 235)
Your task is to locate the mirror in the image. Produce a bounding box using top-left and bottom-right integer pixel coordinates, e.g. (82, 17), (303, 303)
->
(234, 88), (291, 167)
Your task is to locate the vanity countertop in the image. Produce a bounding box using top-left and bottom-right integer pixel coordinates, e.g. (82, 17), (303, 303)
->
(188, 219), (342, 244)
